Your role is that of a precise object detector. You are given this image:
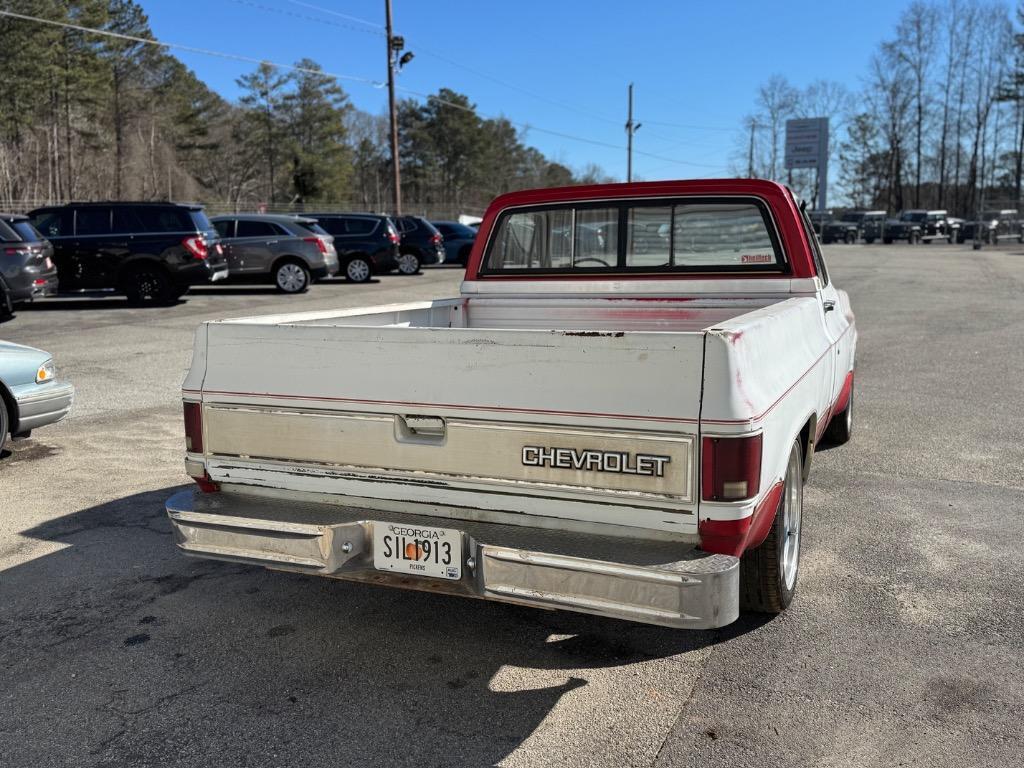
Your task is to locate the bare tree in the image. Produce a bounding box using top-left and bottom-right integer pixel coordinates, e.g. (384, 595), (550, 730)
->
(755, 75), (799, 180)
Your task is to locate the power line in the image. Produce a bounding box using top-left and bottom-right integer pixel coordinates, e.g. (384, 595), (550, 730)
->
(642, 119), (742, 133)
(0, 9), (383, 86)
(232, 0), (625, 128)
(396, 87), (725, 169)
(0, 9), (726, 171)
(282, 0), (382, 29)
(227, 0), (384, 37)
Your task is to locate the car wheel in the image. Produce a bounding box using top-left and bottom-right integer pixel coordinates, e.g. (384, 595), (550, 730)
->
(274, 260), (310, 293)
(0, 280), (13, 320)
(0, 397), (8, 455)
(824, 381), (854, 445)
(123, 265), (176, 306)
(865, 237), (875, 244)
(883, 237), (892, 244)
(345, 256), (372, 283)
(739, 438), (803, 614)
(397, 252), (421, 275)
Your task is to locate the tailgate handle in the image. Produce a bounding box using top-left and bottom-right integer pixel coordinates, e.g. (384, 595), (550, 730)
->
(397, 415), (447, 443)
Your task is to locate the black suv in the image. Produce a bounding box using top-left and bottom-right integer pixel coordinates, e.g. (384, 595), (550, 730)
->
(27, 202), (228, 304)
(394, 216), (445, 274)
(305, 213), (400, 283)
(883, 209), (956, 244)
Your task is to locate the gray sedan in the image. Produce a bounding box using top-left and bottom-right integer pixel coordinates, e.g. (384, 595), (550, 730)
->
(0, 340), (74, 454)
(212, 214), (339, 293)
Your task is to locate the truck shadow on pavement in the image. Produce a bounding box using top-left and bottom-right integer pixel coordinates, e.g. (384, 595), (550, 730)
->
(1, 487), (770, 767)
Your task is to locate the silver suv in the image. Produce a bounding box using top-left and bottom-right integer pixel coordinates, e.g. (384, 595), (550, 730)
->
(212, 214), (338, 293)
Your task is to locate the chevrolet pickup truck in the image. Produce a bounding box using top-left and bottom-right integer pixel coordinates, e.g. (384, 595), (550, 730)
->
(166, 179), (857, 630)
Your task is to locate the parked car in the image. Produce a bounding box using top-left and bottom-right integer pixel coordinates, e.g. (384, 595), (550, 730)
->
(167, 178), (857, 630)
(431, 220), (478, 265)
(0, 340), (74, 454)
(861, 211), (889, 243)
(808, 209), (832, 236)
(958, 209), (1021, 244)
(27, 202), (228, 304)
(305, 213), (400, 283)
(212, 214), (338, 293)
(394, 216), (446, 273)
(884, 209), (956, 244)
(0, 214), (58, 319)
(821, 210), (886, 244)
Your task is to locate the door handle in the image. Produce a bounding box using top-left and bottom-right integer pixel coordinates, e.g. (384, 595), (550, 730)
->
(823, 300), (836, 313)
(396, 415), (446, 444)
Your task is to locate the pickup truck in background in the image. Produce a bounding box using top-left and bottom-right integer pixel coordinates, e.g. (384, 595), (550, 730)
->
(166, 179), (857, 630)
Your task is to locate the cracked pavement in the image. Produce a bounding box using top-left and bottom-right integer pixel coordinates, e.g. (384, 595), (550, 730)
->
(0, 249), (1022, 767)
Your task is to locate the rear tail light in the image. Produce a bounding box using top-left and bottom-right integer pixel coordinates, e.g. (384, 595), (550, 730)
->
(304, 236), (328, 254)
(183, 401), (204, 453)
(388, 230), (400, 244)
(701, 435), (761, 501)
(431, 233), (442, 244)
(4, 247), (29, 256)
(182, 236), (208, 260)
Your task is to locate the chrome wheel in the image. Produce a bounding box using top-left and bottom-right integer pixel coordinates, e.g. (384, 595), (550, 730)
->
(780, 442), (803, 591)
(276, 262), (307, 293)
(397, 253), (420, 275)
(346, 258), (371, 283)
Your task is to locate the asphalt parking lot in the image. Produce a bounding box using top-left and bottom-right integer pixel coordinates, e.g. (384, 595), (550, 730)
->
(1, 247), (1022, 768)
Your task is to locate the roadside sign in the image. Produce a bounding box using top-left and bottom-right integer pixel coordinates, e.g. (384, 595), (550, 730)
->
(785, 117), (829, 210)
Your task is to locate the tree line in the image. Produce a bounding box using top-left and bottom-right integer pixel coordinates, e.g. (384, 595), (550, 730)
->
(0, 0), (601, 217)
(738, 0), (1024, 216)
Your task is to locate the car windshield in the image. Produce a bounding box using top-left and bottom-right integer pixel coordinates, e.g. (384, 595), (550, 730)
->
(840, 212), (864, 222)
(9, 220), (43, 241)
(302, 222), (330, 236)
(189, 209), (217, 235)
(981, 211), (1001, 220)
(901, 212), (926, 222)
(483, 199), (784, 274)
(0, 219), (19, 242)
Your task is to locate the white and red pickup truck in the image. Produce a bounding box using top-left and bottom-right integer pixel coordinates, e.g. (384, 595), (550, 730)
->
(167, 179), (856, 629)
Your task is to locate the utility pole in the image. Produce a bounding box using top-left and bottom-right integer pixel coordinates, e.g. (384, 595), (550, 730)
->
(385, 0), (401, 216)
(625, 83), (641, 182)
(747, 119), (757, 178)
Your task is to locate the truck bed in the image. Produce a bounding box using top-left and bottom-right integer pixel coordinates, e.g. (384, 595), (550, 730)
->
(225, 295), (781, 333)
(184, 294), (826, 538)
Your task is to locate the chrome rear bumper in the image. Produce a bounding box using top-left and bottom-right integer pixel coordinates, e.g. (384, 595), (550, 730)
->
(165, 489), (739, 629)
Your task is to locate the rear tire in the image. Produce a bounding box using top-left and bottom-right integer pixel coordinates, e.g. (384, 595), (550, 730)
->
(824, 383), (854, 445)
(274, 259), (310, 293)
(740, 439), (803, 614)
(865, 237), (875, 244)
(397, 251), (421, 275)
(123, 265), (176, 306)
(883, 237), (892, 244)
(0, 398), (8, 455)
(344, 256), (372, 283)
(0, 280), (13, 320)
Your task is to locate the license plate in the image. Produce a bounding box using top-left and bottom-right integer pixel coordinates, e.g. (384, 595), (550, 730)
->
(372, 522), (462, 580)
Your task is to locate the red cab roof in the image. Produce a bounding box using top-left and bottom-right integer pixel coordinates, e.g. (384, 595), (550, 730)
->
(464, 178), (818, 280)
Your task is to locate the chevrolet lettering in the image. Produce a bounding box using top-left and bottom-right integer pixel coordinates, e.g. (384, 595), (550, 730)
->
(167, 178), (857, 630)
(521, 445), (671, 477)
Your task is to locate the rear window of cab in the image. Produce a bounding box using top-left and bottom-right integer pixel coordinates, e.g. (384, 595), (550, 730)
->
(480, 197), (785, 275)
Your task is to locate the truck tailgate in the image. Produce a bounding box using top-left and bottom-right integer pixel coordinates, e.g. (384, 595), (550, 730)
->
(188, 321), (707, 536)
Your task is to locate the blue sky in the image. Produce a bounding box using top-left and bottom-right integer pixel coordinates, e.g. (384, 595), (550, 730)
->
(148, 0), (926, 180)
